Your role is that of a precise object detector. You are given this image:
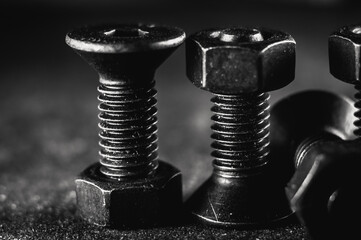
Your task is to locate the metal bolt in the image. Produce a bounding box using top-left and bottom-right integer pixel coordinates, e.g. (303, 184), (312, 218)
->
(270, 90), (358, 239)
(329, 24), (361, 137)
(328, 27), (361, 234)
(66, 23), (185, 228)
(185, 27), (296, 226)
(275, 24), (361, 239)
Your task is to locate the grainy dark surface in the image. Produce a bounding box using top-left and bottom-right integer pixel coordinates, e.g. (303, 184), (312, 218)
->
(0, 71), (308, 240)
(0, 1), (359, 239)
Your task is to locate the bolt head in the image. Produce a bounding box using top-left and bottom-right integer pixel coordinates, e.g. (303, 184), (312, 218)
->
(75, 161), (182, 228)
(329, 24), (361, 83)
(65, 23), (186, 82)
(186, 27), (296, 94)
(186, 171), (292, 226)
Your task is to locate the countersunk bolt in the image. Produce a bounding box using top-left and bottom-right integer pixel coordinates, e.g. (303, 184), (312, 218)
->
(270, 90), (358, 239)
(185, 27), (296, 226)
(66, 23), (185, 228)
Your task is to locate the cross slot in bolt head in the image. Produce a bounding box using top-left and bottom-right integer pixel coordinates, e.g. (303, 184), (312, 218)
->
(66, 23), (186, 53)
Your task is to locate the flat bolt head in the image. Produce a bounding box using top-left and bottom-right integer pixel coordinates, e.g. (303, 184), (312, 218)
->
(329, 24), (361, 84)
(186, 27), (296, 94)
(186, 171), (293, 227)
(65, 23), (186, 82)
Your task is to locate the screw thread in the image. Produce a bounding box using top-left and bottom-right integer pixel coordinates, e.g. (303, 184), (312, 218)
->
(211, 92), (270, 177)
(294, 132), (341, 169)
(97, 80), (159, 178)
(354, 83), (361, 137)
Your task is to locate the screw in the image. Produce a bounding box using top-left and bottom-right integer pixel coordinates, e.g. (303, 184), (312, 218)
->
(277, 24), (361, 239)
(328, 27), (361, 234)
(329, 24), (361, 137)
(66, 23), (185, 228)
(270, 90), (358, 239)
(185, 27), (296, 226)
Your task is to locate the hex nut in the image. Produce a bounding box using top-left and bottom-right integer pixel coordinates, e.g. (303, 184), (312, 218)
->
(329, 24), (361, 83)
(186, 27), (296, 94)
(75, 161), (182, 228)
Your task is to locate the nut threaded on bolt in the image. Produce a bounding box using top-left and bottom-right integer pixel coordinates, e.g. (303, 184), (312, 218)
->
(66, 23), (186, 227)
(211, 92), (270, 177)
(98, 80), (159, 178)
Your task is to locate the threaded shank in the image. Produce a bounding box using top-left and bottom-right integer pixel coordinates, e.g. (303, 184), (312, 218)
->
(354, 84), (361, 137)
(98, 80), (159, 178)
(211, 92), (270, 177)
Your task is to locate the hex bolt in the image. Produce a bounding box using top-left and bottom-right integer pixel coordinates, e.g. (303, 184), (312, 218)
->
(276, 23), (361, 239)
(66, 23), (185, 228)
(329, 24), (361, 137)
(270, 90), (358, 239)
(328, 26), (361, 233)
(185, 27), (296, 226)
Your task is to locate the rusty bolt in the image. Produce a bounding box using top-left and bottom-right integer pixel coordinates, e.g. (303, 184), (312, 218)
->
(66, 23), (185, 228)
(185, 27), (296, 227)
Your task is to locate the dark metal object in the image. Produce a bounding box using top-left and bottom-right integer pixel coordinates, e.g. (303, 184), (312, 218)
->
(185, 27), (296, 227)
(66, 23), (185, 228)
(329, 24), (361, 136)
(277, 23), (361, 239)
(270, 90), (359, 239)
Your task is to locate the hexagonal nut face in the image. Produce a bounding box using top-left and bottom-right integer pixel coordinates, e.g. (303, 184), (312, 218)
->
(186, 28), (296, 94)
(329, 24), (361, 83)
(75, 161), (182, 228)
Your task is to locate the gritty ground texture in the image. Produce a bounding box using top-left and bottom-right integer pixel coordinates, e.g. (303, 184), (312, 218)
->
(0, 73), (309, 240)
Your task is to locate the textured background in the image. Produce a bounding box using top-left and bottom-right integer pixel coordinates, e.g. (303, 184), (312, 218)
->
(0, 1), (359, 239)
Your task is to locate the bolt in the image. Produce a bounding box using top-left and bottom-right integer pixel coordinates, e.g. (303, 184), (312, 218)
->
(66, 23), (185, 228)
(328, 27), (361, 234)
(329, 24), (361, 137)
(270, 90), (359, 239)
(185, 27), (296, 226)
(276, 24), (361, 239)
